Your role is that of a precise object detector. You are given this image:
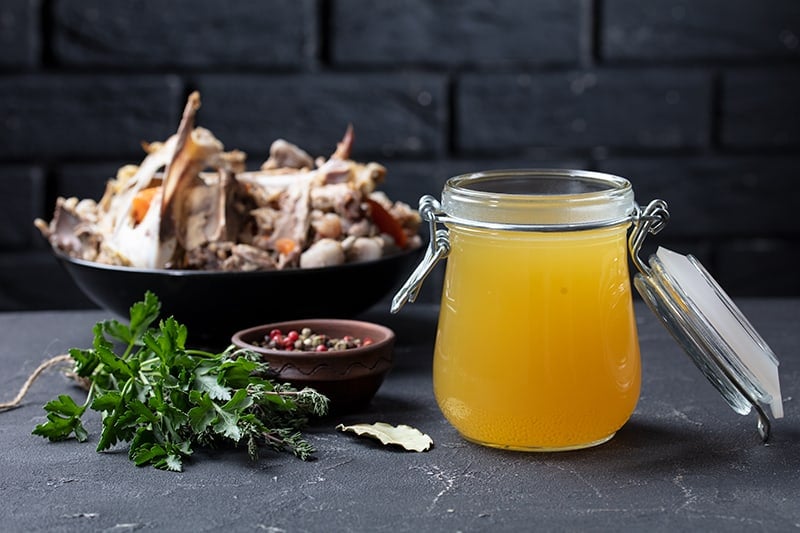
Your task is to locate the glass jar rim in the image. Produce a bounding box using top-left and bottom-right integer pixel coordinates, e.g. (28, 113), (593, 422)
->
(440, 168), (636, 230)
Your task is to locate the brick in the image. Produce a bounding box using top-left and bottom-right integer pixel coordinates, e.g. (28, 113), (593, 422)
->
(331, 0), (584, 67)
(602, 0), (800, 61)
(457, 70), (711, 152)
(0, 0), (40, 67)
(54, 162), (123, 202)
(52, 0), (313, 68)
(0, 166), (45, 249)
(194, 74), (447, 160)
(721, 70), (800, 148)
(595, 156), (800, 238)
(716, 240), (800, 297)
(0, 75), (182, 159)
(0, 251), (96, 310)
(382, 157), (590, 207)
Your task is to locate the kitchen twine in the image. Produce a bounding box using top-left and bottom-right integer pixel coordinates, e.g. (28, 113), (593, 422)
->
(0, 355), (77, 411)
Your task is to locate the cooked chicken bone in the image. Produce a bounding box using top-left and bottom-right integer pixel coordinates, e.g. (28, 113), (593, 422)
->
(35, 92), (421, 272)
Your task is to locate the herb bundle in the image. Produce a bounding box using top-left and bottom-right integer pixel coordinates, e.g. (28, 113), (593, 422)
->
(32, 291), (329, 471)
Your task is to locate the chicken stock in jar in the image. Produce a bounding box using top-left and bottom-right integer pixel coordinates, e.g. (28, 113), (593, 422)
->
(392, 169), (666, 451)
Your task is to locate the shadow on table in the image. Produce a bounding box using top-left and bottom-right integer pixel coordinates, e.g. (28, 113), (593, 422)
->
(468, 418), (800, 477)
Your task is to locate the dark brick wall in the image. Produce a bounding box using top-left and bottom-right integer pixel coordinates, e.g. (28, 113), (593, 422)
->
(1, 0), (799, 310)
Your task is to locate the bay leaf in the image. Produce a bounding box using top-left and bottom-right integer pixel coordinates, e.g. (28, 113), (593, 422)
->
(336, 422), (433, 452)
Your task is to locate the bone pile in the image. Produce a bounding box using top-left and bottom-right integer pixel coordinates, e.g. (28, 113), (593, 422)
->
(35, 92), (421, 271)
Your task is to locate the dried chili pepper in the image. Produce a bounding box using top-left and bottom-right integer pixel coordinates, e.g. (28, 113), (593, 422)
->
(366, 198), (407, 248)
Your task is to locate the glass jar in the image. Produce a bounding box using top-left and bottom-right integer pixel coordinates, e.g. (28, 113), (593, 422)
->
(401, 169), (643, 450)
(393, 168), (784, 450)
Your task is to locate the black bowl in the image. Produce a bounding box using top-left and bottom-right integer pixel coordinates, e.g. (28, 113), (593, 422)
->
(54, 246), (422, 347)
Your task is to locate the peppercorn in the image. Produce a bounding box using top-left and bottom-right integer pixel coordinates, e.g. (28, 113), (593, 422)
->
(255, 328), (372, 352)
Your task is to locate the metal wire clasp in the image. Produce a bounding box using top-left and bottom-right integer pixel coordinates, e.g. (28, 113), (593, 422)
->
(391, 195), (450, 313)
(628, 199), (670, 275)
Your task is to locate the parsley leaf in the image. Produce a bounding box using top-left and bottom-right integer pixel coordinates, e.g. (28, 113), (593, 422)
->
(32, 394), (88, 442)
(33, 291), (329, 471)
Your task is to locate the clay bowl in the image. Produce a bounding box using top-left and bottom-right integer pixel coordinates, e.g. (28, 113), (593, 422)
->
(231, 318), (395, 414)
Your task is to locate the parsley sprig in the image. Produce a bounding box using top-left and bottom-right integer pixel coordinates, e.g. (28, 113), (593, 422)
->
(33, 291), (329, 471)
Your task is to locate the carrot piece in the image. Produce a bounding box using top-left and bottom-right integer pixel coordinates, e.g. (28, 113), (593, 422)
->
(366, 198), (407, 248)
(131, 186), (160, 224)
(275, 237), (297, 255)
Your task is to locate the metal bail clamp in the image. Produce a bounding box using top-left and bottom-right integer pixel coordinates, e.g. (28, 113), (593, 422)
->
(628, 199), (670, 275)
(391, 195), (450, 314)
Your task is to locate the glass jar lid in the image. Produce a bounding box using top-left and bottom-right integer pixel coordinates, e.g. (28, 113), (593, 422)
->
(634, 246), (784, 441)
